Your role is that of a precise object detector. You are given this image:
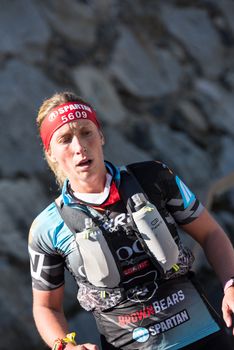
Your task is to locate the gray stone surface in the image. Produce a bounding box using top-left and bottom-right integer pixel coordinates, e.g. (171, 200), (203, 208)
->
(160, 4), (225, 78)
(195, 79), (234, 136)
(212, 0), (234, 35)
(109, 26), (183, 98)
(218, 137), (234, 177)
(177, 100), (208, 133)
(73, 65), (126, 125)
(0, 0), (50, 62)
(104, 126), (152, 165)
(0, 60), (58, 176)
(39, 0), (97, 46)
(0, 178), (48, 232)
(175, 100), (209, 144)
(0, 1), (234, 349)
(149, 123), (212, 194)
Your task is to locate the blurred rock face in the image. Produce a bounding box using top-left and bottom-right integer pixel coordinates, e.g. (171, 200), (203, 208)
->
(0, 0), (234, 348)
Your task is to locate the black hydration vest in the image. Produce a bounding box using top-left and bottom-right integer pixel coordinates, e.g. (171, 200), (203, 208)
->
(55, 163), (192, 311)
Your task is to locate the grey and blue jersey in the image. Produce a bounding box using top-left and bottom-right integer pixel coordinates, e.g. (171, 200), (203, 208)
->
(28, 161), (220, 349)
(28, 161), (203, 292)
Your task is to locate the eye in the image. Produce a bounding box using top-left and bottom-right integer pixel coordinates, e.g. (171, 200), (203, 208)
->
(58, 134), (72, 144)
(81, 128), (92, 137)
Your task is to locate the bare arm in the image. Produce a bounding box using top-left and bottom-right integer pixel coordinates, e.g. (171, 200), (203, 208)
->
(181, 208), (234, 333)
(32, 286), (99, 349)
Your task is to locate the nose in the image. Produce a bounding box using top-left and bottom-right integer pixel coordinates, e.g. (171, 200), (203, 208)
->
(71, 135), (86, 154)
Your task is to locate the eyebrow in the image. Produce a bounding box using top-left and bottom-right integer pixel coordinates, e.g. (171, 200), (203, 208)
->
(56, 121), (93, 138)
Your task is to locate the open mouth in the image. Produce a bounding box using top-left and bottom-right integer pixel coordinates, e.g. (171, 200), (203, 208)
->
(77, 159), (92, 167)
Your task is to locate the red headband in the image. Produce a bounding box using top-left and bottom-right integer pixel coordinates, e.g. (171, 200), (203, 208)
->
(40, 102), (100, 150)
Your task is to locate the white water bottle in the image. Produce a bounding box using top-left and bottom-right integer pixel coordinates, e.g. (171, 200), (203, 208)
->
(131, 194), (179, 273)
(75, 218), (120, 288)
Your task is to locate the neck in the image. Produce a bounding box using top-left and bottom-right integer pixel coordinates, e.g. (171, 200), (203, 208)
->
(70, 167), (107, 193)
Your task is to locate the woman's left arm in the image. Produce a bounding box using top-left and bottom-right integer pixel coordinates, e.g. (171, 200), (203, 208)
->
(181, 208), (234, 334)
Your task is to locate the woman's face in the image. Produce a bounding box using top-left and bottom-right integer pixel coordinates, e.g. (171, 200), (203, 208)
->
(47, 119), (106, 191)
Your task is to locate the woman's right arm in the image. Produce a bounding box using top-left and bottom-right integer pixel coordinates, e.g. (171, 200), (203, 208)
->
(33, 285), (99, 349)
(32, 285), (69, 346)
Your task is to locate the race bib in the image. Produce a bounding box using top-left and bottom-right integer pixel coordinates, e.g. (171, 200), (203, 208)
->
(95, 276), (220, 349)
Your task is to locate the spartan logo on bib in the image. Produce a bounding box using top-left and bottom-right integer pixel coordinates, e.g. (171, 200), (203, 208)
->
(149, 309), (190, 336)
(132, 327), (150, 343)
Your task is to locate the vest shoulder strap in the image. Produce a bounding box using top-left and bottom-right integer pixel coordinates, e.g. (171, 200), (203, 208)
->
(55, 197), (93, 235)
(126, 161), (163, 208)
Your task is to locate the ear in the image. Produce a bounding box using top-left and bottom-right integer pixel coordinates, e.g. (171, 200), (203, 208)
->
(99, 131), (105, 146)
(46, 149), (57, 163)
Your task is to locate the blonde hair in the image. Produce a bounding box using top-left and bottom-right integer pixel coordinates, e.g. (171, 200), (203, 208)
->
(37, 91), (93, 188)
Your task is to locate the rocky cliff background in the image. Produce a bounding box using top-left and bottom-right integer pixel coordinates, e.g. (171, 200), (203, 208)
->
(1, 0), (234, 349)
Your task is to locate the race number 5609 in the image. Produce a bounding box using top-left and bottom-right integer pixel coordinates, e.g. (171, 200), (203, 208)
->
(61, 111), (88, 123)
